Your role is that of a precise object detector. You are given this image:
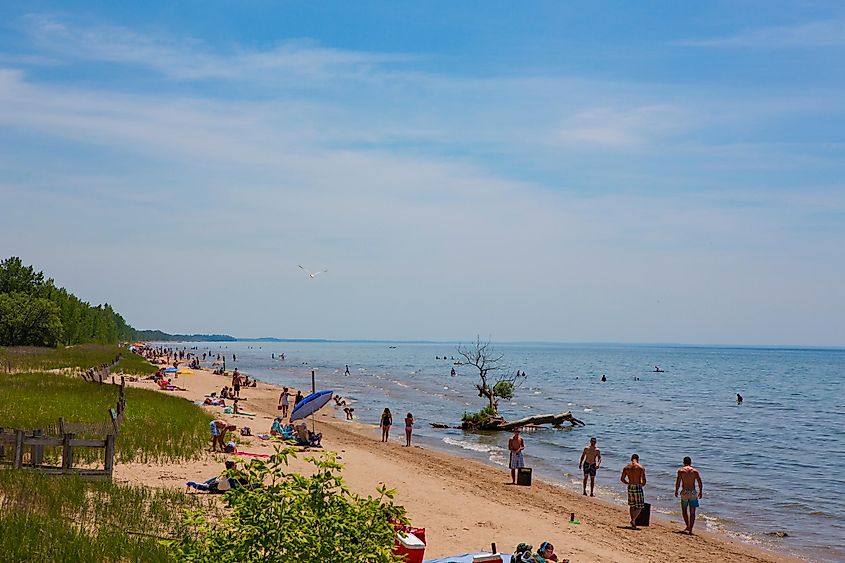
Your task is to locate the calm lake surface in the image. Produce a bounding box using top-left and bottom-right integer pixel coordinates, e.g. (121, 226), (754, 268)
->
(175, 341), (845, 562)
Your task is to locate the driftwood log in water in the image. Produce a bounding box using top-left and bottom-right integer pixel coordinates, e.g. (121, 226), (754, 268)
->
(461, 411), (586, 431)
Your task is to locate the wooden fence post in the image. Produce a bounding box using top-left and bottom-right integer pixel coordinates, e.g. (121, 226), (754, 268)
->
(0, 426), (5, 461)
(104, 434), (116, 476)
(59, 417), (65, 435)
(13, 430), (24, 469)
(32, 429), (44, 466)
(62, 433), (75, 472)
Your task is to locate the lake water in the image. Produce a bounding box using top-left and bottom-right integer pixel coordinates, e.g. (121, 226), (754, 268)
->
(175, 341), (844, 562)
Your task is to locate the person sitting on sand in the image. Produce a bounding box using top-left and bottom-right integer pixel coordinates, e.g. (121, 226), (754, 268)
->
(187, 460), (237, 493)
(533, 541), (561, 562)
(675, 456), (703, 535)
(295, 422), (322, 447)
(620, 453), (647, 529)
(270, 417), (284, 437)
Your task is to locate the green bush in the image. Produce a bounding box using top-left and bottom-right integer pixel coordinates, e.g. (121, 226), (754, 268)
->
(170, 449), (408, 562)
(461, 405), (498, 426)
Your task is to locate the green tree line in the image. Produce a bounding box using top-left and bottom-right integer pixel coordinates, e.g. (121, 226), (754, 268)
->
(0, 257), (137, 347)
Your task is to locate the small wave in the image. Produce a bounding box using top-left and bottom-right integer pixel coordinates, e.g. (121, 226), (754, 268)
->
(583, 408), (593, 412)
(442, 437), (507, 466)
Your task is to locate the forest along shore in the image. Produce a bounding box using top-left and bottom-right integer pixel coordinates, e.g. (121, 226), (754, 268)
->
(122, 365), (796, 562)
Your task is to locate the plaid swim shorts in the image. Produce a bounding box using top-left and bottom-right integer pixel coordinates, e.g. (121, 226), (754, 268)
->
(627, 484), (644, 508)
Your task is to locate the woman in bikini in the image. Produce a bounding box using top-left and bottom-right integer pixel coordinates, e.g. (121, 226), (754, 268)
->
(380, 408), (393, 442)
(404, 412), (414, 447)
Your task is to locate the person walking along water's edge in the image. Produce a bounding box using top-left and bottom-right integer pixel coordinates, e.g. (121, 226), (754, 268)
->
(621, 453), (647, 529)
(579, 437), (601, 496)
(675, 456), (703, 534)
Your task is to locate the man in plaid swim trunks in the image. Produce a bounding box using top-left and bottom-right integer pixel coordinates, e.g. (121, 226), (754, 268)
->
(620, 453), (647, 529)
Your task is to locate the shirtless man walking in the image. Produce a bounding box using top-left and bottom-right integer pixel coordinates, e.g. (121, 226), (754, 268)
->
(579, 437), (602, 496)
(675, 456), (704, 534)
(620, 453), (647, 529)
(508, 429), (525, 485)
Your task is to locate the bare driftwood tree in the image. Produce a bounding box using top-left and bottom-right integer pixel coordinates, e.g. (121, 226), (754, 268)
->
(454, 336), (586, 431)
(457, 336), (525, 415)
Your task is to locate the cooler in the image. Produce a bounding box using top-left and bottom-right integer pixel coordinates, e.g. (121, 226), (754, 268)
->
(394, 531), (426, 563)
(635, 502), (651, 527)
(517, 467), (532, 486)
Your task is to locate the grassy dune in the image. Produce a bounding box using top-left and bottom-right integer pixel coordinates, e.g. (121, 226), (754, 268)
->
(0, 470), (220, 563)
(0, 372), (212, 463)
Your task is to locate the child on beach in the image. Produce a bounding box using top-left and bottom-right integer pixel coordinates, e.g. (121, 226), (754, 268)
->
(380, 408), (393, 442)
(404, 413), (414, 447)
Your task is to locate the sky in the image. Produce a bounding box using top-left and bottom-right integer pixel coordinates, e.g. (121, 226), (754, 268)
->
(0, 1), (843, 346)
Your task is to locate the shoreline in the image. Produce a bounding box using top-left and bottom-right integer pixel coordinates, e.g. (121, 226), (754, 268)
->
(121, 361), (798, 562)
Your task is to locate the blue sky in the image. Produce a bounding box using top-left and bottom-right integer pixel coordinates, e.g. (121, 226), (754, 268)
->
(0, 2), (843, 345)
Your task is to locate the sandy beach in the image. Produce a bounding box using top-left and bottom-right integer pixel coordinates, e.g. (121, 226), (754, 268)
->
(121, 364), (796, 562)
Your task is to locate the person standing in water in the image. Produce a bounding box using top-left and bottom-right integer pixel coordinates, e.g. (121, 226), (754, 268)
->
(508, 429), (525, 485)
(345, 364), (351, 376)
(404, 412), (414, 447)
(621, 453), (647, 529)
(736, 393), (743, 404)
(380, 408), (393, 442)
(675, 456), (703, 535)
(579, 437), (602, 496)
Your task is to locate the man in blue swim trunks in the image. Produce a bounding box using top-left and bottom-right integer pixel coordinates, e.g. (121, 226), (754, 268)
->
(675, 456), (703, 534)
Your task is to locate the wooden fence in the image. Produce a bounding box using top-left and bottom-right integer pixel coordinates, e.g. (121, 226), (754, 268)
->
(0, 377), (126, 480)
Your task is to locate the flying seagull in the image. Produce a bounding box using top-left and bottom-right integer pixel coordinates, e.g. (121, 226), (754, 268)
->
(299, 265), (327, 279)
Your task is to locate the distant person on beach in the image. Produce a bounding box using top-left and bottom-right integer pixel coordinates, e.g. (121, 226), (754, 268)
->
(508, 428), (525, 485)
(345, 364), (350, 376)
(675, 456), (703, 535)
(404, 413), (414, 447)
(621, 453), (647, 529)
(736, 393), (743, 404)
(294, 390), (303, 408)
(210, 419), (235, 452)
(232, 354), (236, 362)
(279, 387), (290, 418)
(232, 371), (241, 397)
(380, 408), (393, 442)
(344, 407), (354, 420)
(579, 437), (602, 496)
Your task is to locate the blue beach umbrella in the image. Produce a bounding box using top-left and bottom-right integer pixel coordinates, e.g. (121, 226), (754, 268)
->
(290, 390), (334, 422)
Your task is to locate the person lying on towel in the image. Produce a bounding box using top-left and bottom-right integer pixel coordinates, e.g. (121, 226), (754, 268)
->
(186, 460), (237, 493)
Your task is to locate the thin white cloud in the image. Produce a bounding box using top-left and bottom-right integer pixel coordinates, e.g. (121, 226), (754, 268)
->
(553, 105), (690, 150)
(21, 13), (410, 81)
(681, 18), (845, 48)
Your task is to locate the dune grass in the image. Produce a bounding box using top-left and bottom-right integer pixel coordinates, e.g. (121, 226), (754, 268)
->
(0, 372), (212, 463)
(0, 469), (221, 563)
(111, 350), (158, 375)
(0, 344), (123, 373)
